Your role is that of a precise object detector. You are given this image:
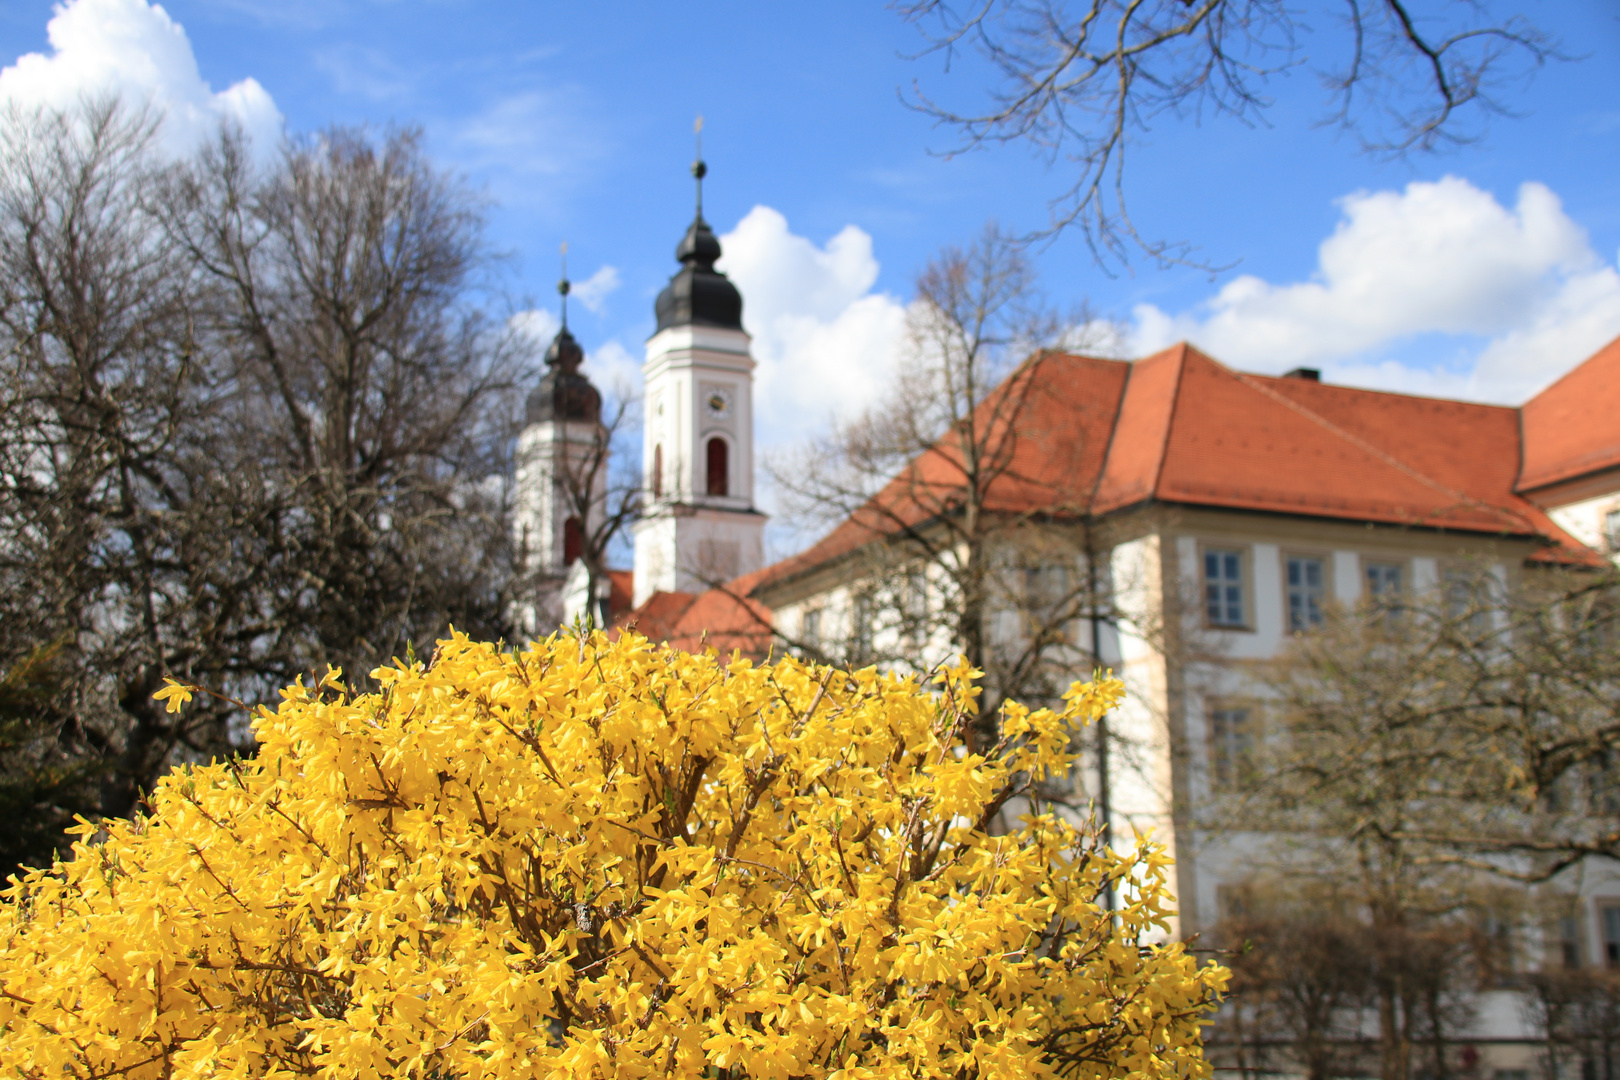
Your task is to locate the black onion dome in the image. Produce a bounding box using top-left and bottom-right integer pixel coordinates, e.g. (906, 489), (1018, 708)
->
(525, 326), (601, 426)
(654, 213), (743, 332)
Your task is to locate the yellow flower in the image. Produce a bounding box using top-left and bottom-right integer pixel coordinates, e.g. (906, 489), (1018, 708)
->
(152, 678), (195, 714)
(4, 632), (1226, 1080)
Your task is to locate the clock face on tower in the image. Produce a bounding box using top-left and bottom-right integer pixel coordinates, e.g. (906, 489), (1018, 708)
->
(704, 387), (733, 419)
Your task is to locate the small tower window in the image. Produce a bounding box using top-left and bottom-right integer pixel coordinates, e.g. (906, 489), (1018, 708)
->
(651, 444), (663, 498)
(706, 437), (729, 497)
(563, 516), (583, 566)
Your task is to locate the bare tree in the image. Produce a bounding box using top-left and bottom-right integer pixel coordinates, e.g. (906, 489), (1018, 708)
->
(1214, 911), (1378, 1080)
(0, 103), (532, 847)
(896, 0), (1560, 265)
(1203, 563), (1620, 1080)
(564, 390), (641, 628)
(1212, 903), (1482, 1080)
(0, 99), (274, 820)
(1526, 968), (1620, 1080)
(770, 222), (1131, 775)
(163, 124), (528, 680)
(1249, 564), (1620, 878)
(0, 641), (100, 880)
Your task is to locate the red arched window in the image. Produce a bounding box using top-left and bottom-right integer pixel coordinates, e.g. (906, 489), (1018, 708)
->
(706, 437), (729, 497)
(563, 515), (583, 566)
(651, 444), (663, 497)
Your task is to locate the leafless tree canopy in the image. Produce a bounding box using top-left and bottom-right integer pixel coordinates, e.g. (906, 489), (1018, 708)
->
(514, 383), (641, 633)
(1243, 565), (1620, 880)
(896, 0), (1558, 264)
(770, 224), (1130, 778)
(1195, 565), (1620, 1080)
(0, 100), (530, 857)
(163, 124), (526, 676)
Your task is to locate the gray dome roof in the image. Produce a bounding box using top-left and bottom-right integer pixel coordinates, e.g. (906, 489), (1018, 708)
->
(525, 326), (601, 426)
(654, 214), (743, 332)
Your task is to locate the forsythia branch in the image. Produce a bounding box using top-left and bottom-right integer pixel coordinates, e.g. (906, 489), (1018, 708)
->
(0, 629), (1222, 1080)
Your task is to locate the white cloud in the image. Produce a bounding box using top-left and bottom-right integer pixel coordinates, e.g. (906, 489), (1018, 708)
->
(1129, 177), (1620, 402)
(570, 265), (620, 315)
(312, 44), (412, 103)
(718, 205), (908, 449)
(512, 307), (560, 349)
(0, 0), (282, 157)
(447, 88), (607, 212)
(585, 340), (641, 400)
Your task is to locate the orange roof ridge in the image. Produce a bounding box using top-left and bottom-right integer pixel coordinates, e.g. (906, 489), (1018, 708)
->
(1523, 331), (1620, 402)
(1154, 344), (1193, 499)
(1225, 364), (1528, 533)
(1092, 343), (1188, 513)
(1518, 333), (1620, 491)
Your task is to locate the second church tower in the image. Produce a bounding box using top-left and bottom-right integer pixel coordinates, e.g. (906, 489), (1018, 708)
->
(632, 160), (766, 605)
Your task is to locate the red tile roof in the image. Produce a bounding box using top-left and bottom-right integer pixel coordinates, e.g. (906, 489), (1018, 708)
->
(632, 340), (1608, 650)
(751, 351), (1133, 593)
(606, 570), (635, 622)
(1519, 334), (1620, 492)
(750, 343), (1596, 598)
(617, 589), (696, 643)
(617, 567), (776, 659)
(1145, 346), (1541, 533)
(1091, 344), (1182, 511)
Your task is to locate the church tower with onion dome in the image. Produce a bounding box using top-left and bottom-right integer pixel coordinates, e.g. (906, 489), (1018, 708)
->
(632, 154), (766, 606)
(511, 270), (607, 636)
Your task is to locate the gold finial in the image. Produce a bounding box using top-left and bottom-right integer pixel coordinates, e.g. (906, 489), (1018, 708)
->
(692, 115), (707, 217)
(558, 241), (570, 327)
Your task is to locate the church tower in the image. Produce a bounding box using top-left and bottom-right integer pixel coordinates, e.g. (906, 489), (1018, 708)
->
(512, 273), (607, 636)
(632, 157), (766, 606)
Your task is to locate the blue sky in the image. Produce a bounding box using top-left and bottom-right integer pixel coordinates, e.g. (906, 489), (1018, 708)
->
(2, 0), (1618, 472)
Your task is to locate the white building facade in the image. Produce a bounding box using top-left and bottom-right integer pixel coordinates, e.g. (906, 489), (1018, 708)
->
(631, 189), (766, 606)
(511, 319), (606, 637)
(740, 340), (1620, 1072)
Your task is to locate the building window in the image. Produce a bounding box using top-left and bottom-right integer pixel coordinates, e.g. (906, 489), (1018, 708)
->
(1286, 555), (1326, 632)
(1444, 567), (1477, 619)
(1366, 561), (1403, 600)
(1603, 904), (1620, 967)
(1025, 562), (1073, 637)
(706, 437), (729, 497)
(1474, 902), (1520, 985)
(1209, 706), (1254, 789)
(1444, 567), (1492, 631)
(901, 569), (928, 646)
(801, 609), (821, 651)
(1216, 881), (1256, 923)
(1204, 548), (1246, 627)
(850, 594), (874, 662)
(1590, 752), (1620, 815)
(651, 444), (663, 498)
(1606, 508), (1620, 552)
(1553, 912), (1583, 969)
(563, 516), (582, 566)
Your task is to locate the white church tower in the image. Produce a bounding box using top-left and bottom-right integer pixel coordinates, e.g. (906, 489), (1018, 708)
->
(632, 158), (766, 605)
(512, 276), (608, 636)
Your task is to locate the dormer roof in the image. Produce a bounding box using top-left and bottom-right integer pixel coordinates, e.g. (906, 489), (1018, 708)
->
(1518, 334), (1620, 494)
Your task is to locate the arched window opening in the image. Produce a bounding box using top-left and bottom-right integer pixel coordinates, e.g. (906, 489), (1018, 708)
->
(651, 444), (663, 497)
(706, 437), (729, 497)
(563, 515), (583, 566)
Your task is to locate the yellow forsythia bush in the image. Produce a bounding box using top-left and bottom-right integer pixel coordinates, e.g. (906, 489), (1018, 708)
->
(0, 630), (1225, 1080)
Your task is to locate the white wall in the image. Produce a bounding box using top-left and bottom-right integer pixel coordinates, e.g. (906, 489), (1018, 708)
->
(1549, 489), (1620, 564)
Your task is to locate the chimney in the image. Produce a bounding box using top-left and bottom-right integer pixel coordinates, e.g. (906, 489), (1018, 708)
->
(1283, 367), (1321, 382)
